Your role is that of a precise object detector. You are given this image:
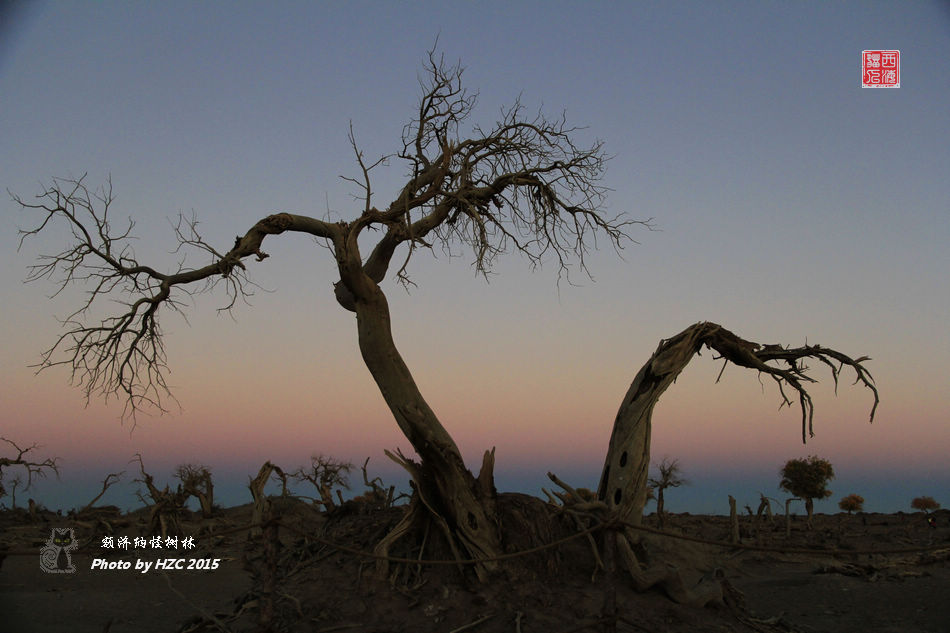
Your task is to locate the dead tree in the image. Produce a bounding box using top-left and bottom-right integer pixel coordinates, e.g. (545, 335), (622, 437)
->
(7, 474), (23, 509)
(175, 464), (215, 518)
(0, 438), (60, 503)
(132, 454), (188, 538)
(728, 495), (740, 544)
(248, 461), (277, 538)
(648, 456), (688, 528)
(13, 50), (636, 581)
(598, 323), (876, 528)
(79, 471), (124, 513)
(358, 457), (399, 508)
(755, 493), (776, 523)
(16, 49), (878, 594)
(269, 464), (293, 498)
(292, 455), (352, 511)
(596, 323), (876, 601)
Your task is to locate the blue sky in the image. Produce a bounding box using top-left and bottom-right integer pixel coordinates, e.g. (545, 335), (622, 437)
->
(1, 1), (948, 514)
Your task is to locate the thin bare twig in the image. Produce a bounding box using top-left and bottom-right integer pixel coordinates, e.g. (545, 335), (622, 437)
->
(447, 614), (494, 633)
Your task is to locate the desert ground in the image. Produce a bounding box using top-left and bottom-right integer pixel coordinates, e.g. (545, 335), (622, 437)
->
(2, 497), (948, 633)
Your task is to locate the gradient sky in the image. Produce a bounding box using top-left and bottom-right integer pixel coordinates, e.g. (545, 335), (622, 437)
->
(2, 1), (948, 514)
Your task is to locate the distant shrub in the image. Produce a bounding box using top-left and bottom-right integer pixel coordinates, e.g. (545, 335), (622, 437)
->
(838, 493), (864, 514)
(911, 496), (940, 512)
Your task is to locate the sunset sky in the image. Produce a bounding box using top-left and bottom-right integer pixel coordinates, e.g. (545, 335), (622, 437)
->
(2, 1), (947, 515)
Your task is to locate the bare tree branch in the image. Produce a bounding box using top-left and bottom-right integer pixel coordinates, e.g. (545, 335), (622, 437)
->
(14, 175), (339, 417)
(0, 438), (60, 499)
(80, 471), (124, 513)
(700, 326), (879, 441)
(16, 48), (647, 421)
(351, 48), (652, 292)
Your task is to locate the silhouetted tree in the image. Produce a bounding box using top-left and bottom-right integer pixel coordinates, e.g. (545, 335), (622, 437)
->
(648, 456), (688, 527)
(175, 463), (215, 518)
(132, 454), (188, 537)
(779, 455), (834, 527)
(911, 496), (940, 513)
(79, 471), (124, 513)
(0, 438), (59, 503)
(16, 48), (879, 598)
(7, 474), (23, 509)
(357, 457), (400, 508)
(292, 454), (353, 511)
(838, 493), (864, 514)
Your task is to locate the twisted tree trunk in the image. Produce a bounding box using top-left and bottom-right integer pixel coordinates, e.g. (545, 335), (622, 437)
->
(353, 281), (501, 580)
(598, 324), (717, 524)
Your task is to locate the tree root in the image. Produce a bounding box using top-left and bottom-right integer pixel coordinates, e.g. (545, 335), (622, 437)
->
(549, 470), (725, 607)
(614, 531), (724, 607)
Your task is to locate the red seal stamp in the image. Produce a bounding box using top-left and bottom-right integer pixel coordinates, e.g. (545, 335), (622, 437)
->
(862, 50), (900, 88)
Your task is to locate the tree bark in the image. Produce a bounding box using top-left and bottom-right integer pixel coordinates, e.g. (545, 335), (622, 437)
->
(756, 495), (774, 523)
(248, 462), (275, 539)
(598, 324), (716, 525)
(352, 281), (501, 580)
(785, 498), (800, 537)
(196, 477), (214, 518)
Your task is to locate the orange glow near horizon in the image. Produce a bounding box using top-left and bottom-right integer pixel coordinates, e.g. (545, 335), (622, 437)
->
(5, 341), (941, 485)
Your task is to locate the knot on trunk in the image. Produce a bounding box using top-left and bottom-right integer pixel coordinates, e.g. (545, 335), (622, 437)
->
(261, 213), (293, 233)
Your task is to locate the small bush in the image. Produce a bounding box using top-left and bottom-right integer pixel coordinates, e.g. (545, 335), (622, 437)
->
(838, 493), (864, 514)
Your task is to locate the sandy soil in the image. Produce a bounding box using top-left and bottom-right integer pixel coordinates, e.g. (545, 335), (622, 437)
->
(2, 499), (948, 633)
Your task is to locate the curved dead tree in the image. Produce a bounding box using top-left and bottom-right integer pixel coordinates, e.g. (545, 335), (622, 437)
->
(600, 322), (877, 527)
(597, 322), (877, 603)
